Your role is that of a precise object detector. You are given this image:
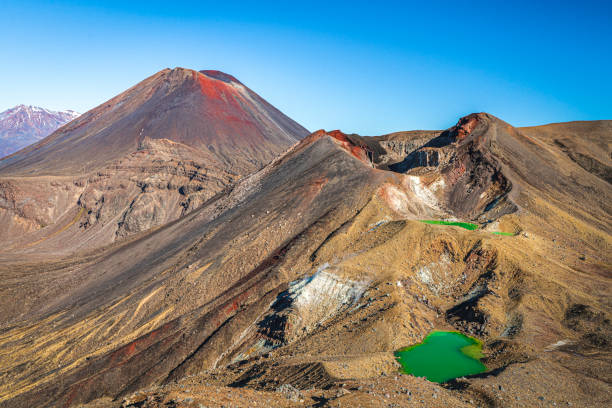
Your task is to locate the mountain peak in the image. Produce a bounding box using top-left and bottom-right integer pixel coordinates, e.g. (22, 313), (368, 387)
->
(2, 104), (80, 120)
(157, 67), (241, 85)
(199, 70), (242, 84)
(0, 105), (80, 158)
(0, 68), (308, 176)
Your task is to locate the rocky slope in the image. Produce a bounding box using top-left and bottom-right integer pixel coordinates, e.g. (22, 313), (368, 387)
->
(0, 105), (79, 158)
(0, 114), (609, 407)
(0, 68), (309, 252)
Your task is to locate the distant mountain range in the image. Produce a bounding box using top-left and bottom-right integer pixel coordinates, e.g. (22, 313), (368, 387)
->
(0, 105), (79, 158)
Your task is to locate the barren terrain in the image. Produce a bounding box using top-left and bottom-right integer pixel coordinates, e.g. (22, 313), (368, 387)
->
(0, 72), (609, 407)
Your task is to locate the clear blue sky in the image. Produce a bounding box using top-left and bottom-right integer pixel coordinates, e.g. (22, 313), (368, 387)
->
(1, 0), (610, 134)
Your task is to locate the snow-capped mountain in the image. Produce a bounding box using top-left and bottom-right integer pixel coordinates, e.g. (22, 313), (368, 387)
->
(0, 105), (80, 158)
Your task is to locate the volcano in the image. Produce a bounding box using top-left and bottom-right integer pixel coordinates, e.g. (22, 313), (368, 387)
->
(0, 68), (306, 176)
(0, 68), (308, 250)
(0, 111), (609, 407)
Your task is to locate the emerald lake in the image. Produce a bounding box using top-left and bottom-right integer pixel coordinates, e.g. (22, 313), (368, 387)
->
(395, 331), (487, 383)
(419, 220), (479, 230)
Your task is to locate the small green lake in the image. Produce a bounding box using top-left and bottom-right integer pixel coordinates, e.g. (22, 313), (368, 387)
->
(419, 220), (517, 236)
(394, 331), (487, 383)
(492, 231), (516, 236)
(420, 220), (479, 230)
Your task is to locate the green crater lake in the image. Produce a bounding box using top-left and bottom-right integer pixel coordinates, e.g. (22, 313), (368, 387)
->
(395, 331), (487, 383)
(419, 220), (479, 230)
(492, 231), (516, 236)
